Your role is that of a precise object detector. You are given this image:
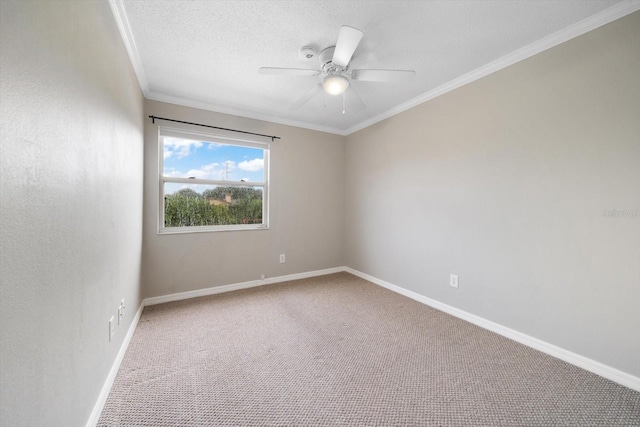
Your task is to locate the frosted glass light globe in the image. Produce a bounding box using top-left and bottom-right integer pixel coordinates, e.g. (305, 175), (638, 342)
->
(322, 74), (349, 95)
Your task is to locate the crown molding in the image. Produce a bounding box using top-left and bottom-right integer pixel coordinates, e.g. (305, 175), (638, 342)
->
(145, 91), (349, 136)
(108, 0), (346, 136)
(108, 0), (639, 137)
(108, 0), (150, 96)
(344, 0), (640, 135)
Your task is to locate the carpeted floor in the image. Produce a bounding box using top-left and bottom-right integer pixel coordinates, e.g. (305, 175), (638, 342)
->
(98, 272), (640, 426)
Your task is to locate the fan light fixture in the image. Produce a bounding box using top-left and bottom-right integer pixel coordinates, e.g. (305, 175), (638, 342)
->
(323, 74), (349, 95)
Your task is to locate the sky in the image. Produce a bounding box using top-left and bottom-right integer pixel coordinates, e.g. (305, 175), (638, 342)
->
(162, 136), (265, 194)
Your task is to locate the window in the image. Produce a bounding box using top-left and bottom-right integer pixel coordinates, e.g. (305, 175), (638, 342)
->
(158, 127), (269, 233)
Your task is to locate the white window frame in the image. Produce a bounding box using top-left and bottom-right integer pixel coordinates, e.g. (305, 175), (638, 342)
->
(158, 126), (270, 234)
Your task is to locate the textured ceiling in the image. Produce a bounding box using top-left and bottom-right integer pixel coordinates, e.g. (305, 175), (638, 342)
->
(112, 0), (638, 135)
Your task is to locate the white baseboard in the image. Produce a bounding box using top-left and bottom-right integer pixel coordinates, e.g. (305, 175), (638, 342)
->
(344, 267), (640, 393)
(88, 266), (344, 426)
(86, 302), (144, 427)
(88, 265), (639, 427)
(143, 267), (345, 306)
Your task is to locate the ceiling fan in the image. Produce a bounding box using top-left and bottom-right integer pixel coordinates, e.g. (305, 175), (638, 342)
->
(259, 26), (416, 114)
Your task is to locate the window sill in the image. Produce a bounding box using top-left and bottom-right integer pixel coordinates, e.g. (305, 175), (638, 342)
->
(158, 224), (269, 235)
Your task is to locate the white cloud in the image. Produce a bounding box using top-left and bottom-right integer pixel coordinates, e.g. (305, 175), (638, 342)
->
(164, 158), (245, 182)
(185, 168), (210, 179)
(166, 161), (238, 180)
(238, 158), (263, 172)
(164, 169), (184, 178)
(163, 136), (203, 159)
(202, 162), (220, 173)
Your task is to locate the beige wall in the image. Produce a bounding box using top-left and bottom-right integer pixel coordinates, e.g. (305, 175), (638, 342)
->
(344, 12), (640, 377)
(0, 1), (144, 426)
(1, 3), (637, 425)
(142, 100), (345, 298)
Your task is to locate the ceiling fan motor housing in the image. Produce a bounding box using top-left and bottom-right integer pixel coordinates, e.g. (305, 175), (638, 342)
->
(319, 46), (347, 75)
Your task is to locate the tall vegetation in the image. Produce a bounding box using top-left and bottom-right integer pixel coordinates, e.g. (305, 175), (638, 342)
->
(164, 187), (262, 227)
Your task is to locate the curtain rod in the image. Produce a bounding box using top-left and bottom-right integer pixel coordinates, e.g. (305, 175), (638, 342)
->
(148, 115), (280, 141)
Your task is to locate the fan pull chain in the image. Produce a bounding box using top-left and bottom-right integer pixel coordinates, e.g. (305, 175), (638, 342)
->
(342, 92), (346, 114)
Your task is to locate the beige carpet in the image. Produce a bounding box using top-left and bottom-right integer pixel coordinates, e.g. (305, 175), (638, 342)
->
(98, 273), (640, 426)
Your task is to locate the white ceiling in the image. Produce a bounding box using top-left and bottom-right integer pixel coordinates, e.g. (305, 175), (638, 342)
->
(110, 0), (639, 135)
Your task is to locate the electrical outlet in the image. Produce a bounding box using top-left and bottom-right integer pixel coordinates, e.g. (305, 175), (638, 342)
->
(279, 254), (286, 263)
(260, 274), (266, 280)
(109, 316), (115, 341)
(450, 274), (459, 288)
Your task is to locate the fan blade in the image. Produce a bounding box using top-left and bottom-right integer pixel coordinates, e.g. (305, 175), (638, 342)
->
(332, 26), (363, 67)
(259, 67), (321, 76)
(290, 84), (323, 110)
(347, 85), (366, 113)
(351, 69), (416, 82)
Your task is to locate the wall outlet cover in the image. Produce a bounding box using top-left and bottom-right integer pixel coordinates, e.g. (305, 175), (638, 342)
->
(450, 274), (459, 288)
(109, 316), (115, 341)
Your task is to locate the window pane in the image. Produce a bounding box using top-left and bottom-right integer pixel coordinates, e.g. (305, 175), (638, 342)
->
(162, 136), (264, 183)
(163, 183), (263, 227)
